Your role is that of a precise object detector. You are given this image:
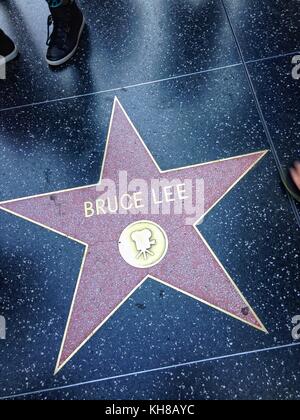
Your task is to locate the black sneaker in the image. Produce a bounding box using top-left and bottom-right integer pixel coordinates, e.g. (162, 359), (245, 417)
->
(0, 29), (18, 63)
(46, 1), (85, 66)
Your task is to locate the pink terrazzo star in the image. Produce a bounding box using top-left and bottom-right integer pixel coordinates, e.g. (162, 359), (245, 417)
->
(0, 98), (267, 374)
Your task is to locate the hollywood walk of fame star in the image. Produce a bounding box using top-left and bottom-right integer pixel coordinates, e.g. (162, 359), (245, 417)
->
(0, 98), (268, 374)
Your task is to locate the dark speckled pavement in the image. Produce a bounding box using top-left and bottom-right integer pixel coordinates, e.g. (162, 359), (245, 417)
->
(0, 0), (299, 400)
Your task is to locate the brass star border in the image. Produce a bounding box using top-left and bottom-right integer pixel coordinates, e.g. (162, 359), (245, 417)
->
(0, 98), (268, 374)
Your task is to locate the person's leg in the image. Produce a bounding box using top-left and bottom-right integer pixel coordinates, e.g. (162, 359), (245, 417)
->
(46, 0), (85, 66)
(0, 29), (18, 63)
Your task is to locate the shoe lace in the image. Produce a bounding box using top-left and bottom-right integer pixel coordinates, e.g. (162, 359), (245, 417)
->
(46, 8), (72, 48)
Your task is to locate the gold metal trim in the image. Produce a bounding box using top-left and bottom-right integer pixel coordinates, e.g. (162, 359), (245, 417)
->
(0, 97), (269, 375)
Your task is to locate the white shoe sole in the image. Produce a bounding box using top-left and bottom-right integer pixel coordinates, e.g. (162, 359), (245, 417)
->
(1, 45), (19, 64)
(46, 16), (85, 67)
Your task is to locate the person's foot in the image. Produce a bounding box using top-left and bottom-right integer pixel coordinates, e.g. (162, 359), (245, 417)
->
(290, 161), (300, 191)
(281, 161), (300, 203)
(0, 29), (18, 63)
(46, 0), (85, 66)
